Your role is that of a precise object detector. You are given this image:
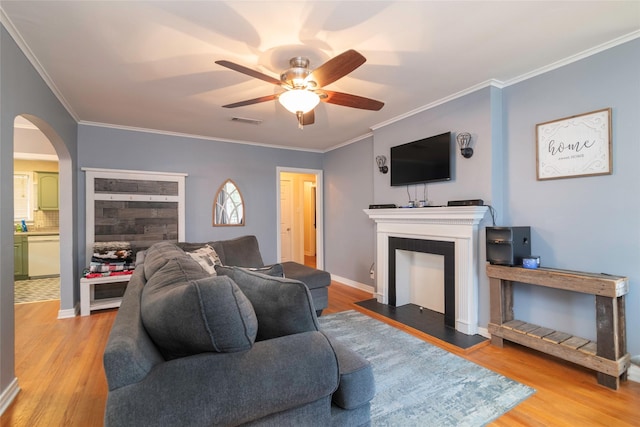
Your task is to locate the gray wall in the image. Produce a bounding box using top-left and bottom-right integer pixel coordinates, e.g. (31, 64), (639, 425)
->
(1, 25), (78, 400)
(372, 86), (497, 208)
(324, 38), (640, 356)
(503, 39), (640, 351)
(77, 125), (324, 266)
(323, 136), (375, 286)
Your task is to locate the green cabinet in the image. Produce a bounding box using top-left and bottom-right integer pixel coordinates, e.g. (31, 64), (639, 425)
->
(37, 172), (59, 210)
(14, 235), (28, 280)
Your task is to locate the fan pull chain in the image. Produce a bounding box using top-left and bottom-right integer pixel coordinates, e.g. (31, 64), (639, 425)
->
(296, 111), (304, 129)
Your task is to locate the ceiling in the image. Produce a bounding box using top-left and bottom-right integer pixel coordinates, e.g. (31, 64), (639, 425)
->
(2, 1), (639, 152)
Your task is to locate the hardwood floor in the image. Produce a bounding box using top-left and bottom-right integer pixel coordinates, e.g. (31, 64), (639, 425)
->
(3, 300), (111, 426)
(3, 281), (639, 426)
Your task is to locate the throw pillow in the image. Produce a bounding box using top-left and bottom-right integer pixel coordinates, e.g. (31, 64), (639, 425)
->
(141, 257), (257, 359)
(215, 266), (318, 341)
(186, 244), (222, 275)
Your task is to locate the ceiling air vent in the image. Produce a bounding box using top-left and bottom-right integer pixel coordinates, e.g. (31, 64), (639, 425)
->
(231, 117), (263, 125)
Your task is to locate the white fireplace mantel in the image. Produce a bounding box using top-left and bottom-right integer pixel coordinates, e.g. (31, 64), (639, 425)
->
(364, 206), (488, 335)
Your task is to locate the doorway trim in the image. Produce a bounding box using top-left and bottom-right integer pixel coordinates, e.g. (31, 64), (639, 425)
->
(276, 167), (324, 269)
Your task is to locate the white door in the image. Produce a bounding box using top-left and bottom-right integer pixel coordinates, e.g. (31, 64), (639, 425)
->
(280, 178), (293, 262)
(276, 167), (324, 269)
(303, 181), (316, 257)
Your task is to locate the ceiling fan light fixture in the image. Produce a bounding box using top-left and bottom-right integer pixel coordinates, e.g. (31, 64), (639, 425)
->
(280, 57), (312, 88)
(278, 89), (320, 114)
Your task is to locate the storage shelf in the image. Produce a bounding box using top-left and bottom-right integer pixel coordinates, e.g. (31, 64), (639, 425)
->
(488, 321), (629, 378)
(486, 265), (630, 390)
(89, 296), (123, 312)
(80, 274), (131, 316)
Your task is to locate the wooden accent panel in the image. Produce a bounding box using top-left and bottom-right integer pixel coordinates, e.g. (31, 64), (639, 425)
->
(83, 168), (187, 264)
(94, 200), (179, 251)
(94, 178), (178, 195)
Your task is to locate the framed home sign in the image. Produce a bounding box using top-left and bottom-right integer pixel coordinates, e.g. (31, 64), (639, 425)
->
(536, 108), (612, 180)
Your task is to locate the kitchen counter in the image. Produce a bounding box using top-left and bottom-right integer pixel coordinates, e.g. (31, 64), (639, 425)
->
(15, 229), (59, 236)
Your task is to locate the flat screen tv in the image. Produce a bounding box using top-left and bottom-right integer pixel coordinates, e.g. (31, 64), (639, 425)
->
(390, 132), (452, 186)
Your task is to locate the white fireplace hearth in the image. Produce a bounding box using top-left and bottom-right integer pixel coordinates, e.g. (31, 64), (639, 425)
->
(364, 206), (488, 335)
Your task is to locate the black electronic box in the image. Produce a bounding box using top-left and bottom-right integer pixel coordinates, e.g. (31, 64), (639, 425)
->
(486, 226), (531, 266)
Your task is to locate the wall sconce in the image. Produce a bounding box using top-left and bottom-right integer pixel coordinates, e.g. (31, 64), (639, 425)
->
(375, 155), (388, 174)
(456, 132), (474, 158)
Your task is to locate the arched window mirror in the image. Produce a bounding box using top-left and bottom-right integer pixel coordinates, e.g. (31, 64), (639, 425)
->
(213, 179), (245, 226)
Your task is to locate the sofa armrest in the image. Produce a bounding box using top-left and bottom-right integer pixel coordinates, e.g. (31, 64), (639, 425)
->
(215, 235), (265, 267)
(323, 332), (375, 410)
(105, 331), (339, 427)
(103, 270), (164, 391)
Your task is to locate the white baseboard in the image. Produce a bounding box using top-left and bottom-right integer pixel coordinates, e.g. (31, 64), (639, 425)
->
(477, 326), (490, 339)
(330, 274), (374, 294)
(0, 378), (20, 416)
(628, 362), (640, 383)
(58, 302), (79, 319)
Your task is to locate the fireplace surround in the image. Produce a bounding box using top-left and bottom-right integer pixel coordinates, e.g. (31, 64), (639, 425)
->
(365, 206), (488, 335)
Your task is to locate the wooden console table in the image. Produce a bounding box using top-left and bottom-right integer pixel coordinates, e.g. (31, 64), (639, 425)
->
(486, 265), (630, 390)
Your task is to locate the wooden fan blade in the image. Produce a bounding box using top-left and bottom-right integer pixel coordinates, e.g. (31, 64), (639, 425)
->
(216, 60), (283, 86)
(307, 49), (366, 88)
(221, 94), (277, 108)
(321, 90), (384, 111)
(302, 110), (315, 125)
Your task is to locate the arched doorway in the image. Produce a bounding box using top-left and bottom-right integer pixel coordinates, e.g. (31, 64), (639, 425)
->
(13, 114), (74, 318)
(3, 115), (75, 414)
(13, 116), (60, 303)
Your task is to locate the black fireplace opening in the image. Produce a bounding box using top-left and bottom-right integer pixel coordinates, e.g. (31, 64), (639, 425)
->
(388, 237), (455, 328)
(356, 236), (487, 349)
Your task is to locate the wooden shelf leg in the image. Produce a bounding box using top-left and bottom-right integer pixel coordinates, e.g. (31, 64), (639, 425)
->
(596, 372), (619, 390)
(489, 276), (513, 348)
(595, 295), (626, 389)
(491, 336), (504, 347)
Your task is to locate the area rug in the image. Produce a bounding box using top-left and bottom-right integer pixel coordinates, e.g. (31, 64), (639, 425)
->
(14, 277), (60, 303)
(318, 310), (535, 426)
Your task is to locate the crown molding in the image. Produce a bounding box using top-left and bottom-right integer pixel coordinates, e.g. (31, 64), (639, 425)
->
(369, 30), (640, 134)
(504, 30), (640, 87)
(371, 79), (504, 132)
(78, 121), (325, 153)
(324, 131), (373, 153)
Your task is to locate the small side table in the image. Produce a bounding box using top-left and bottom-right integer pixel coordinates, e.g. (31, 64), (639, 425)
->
(80, 274), (132, 316)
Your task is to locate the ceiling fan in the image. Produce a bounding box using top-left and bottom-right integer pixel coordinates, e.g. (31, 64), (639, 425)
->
(215, 50), (384, 128)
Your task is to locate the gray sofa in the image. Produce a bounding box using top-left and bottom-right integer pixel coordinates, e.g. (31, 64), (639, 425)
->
(178, 235), (331, 315)
(103, 240), (374, 426)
